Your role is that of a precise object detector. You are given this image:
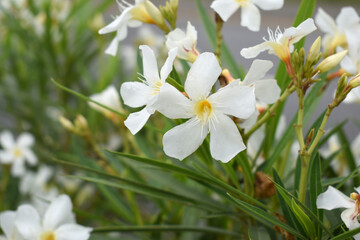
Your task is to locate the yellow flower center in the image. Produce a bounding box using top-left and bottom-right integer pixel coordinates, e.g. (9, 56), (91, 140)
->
(131, 3), (155, 24)
(13, 148), (23, 158)
(152, 81), (163, 95)
(235, 0), (248, 6)
(270, 39), (291, 63)
(41, 231), (56, 240)
(194, 100), (213, 123)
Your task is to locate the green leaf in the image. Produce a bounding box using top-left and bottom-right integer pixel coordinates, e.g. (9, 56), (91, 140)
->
(291, 199), (316, 239)
(227, 193), (306, 240)
(308, 152), (323, 237)
(195, 0), (245, 79)
(248, 227), (271, 240)
(330, 226), (360, 240)
(93, 225), (241, 237)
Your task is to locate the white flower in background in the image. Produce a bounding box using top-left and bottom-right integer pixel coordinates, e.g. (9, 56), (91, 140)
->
(210, 0), (284, 32)
(344, 78), (360, 105)
(153, 52), (256, 162)
(352, 133), (360, 164)
(0, 131), (37, 177)
(315, 7), (360, 52)
(240, 18), (317, 62)
(20, 166), (59, 215)
(317, 186), (360, 239)
(14, 195), (92, 240)
(0, 211), (24, 240)
(166, 21), (199, 62)
(339, 34), (360, 76)
(120, 45), (178, 135)
(99, 0), (157, 56)
(89, 85), (123, 120)
(236, 59), (280, 131)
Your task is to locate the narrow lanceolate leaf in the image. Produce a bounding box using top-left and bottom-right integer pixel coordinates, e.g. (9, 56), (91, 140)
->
(330, 226), (360, 240)
(194, 0), (245, 79)
(227, 194), (306, 240)
(93, 225), (241, 237)
(309, 152), (323, 237)
(290, 199), (316, 239)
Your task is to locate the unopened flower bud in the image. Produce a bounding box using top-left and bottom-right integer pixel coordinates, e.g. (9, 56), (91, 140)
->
(307, 36), (321, 64)
(335, 74), (348, 99)
(316, 50), (348, 73)
(59, 116), (75, 132)
(144, 0), (169, 33)
(74, 115), (88, 131)
(160, 0), (178, 29)
(348, 73), (360, 89)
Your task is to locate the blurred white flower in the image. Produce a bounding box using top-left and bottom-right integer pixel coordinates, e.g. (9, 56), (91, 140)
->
(210, 0), (284, 32)
(0, 131), (37, 177)
(89, 85), (123, 120)
(0, 211), (24, 240)
(317, 186), (360, 239)
(315, 7), (360, 52)
(339, 34), (360, 76)
(120, 45), (177, 135)
(99, 0), (156, 56)
(240, 18), (317, 62)
(9, 195), (92, 240)
(153, 52), (256, 162)
(166, 21), (199, 62)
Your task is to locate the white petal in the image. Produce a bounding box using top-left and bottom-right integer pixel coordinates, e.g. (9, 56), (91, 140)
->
(336, 7), (360, 29)
(55, 224), (92, 240)
(240, 41), (272, 59)
(184, 52), (221, 100)
(209, 83), (256, 119)
(242, 59), (273, 84)
(210, 0), (239, 22)
(15, 205), (42, 239)
(98, 7), (132, 34)
(186, 21), (197, 41)
(209, 113), (246, 162)
(0, 150), (13, 164)
(341, 206), (360, 230)
(43, 195), (73, 230)
(341, 55), (357, 75)
(315, 8), (337, 34)
(89, 85), (122, 112)
(283, 18), (317, 45)
(0, 131), (15, 149)
(316, 186), (354, 210)
(344, 88), (360, 104)
(238, 109), (259, 132)
(104, 37), (120, 56)
(17, 133), (34, 147)
(120, 82), (152, 108)
(23, 149), (37, 165)
(0, 211), (16, 239)
(241, 3), (261, 32)
(11, 159), (25, 177)
(166, 29), (186, 49)
(152, 83), (194, 119)
(163, 118), (207, 160)
(253, 0), (284, 10)
(253, 79), (281, 104)
(139, 45), (160, 85)
(124, 108), (152, 135)
(160, 47), (178, 81)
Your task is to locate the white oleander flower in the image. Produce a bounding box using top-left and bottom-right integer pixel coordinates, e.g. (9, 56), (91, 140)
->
(210, 0), (284, 32)
(0, 131), (37, 177)
(89, 85), (123, 120)
(99, 0), (156, 56)
(0, 211), (24, 240)
(153, 52), (256, 162)
(339, 33), (360, 76)
(315, 7), (360, 53)
(13, 194), (92, 240)
(317, 186), (360, 239)
(120, 45), (178, 134)
(240, 18), (317, 62)
(166, 21), (199, 62)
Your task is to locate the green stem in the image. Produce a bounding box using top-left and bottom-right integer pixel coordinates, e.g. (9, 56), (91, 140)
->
(298, 154), (310, 203)
(215, 13), (223, 65)
(0, 165), (10, 211)
(245, 85), (295, 138)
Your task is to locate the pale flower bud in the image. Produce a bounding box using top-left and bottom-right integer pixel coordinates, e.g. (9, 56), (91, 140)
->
(307, 36), (321, 64)
(144, 0), (169, 32)
(348, 73), (360, 89)
(316, 50), (348, 73)
(74, 115), (89, 132)
(59, 116), (75, 132)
